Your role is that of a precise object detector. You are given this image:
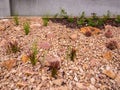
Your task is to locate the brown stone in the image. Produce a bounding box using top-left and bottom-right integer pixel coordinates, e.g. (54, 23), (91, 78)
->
(70, 34), (77, 40)
(21, 54), (29, 63)
(2, 59), (16, 70)
(17, 82), (28, 87)
(103, 51), (112, 61)
(103, 70), (116, 79)
(39, 42), (51, 50)
(0, 26), (5, 31)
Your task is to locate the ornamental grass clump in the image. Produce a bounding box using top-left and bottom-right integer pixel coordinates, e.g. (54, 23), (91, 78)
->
(23, 22), (30, 35)
(66, 46), (77, 62)
(13, 15), (19, 26)
(77, 12), (86, 25)
(48, 56), (61, 78)
(28, 43), (38, 66)
(6, 39), (20, 53)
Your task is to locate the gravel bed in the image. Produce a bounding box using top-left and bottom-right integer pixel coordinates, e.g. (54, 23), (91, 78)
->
(0, 17), (120, 90)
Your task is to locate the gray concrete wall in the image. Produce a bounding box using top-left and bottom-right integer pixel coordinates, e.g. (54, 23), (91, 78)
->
(0, 0), (10, 18)
(11, 0), (120, 16)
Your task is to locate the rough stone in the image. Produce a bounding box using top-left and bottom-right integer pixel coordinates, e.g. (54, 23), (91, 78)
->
(103, 70), (116, 79)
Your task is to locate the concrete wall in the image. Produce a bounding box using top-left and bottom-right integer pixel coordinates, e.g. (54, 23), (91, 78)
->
(0, 0), (120, 17)
(0, 0), (10, 18)
(11, 0), (120, 16)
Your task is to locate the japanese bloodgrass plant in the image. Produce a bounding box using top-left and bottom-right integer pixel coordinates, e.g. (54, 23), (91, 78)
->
(23, 22), (30, 35)
(66, 46), (77, 62)
(13, 15), (19, 26)
(28, 42), (38, 66)
(6, 39), (20, 54)
(49, 57), (61, 78)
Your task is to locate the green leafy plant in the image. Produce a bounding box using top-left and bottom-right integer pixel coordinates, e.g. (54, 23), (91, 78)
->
(87, 13), (104, 27)
(67, 16), (74, 23)
(79, 12), (85, 19)
(77, 12), (86, 25)
(103, 10), (111, 21)
(53, 13), (58, 18)
(60, 9), (68, 19)
(13, 15), (19, 25)
(115, 15), (120, 23)
(23, 22), (30, 35)
(28, 42), (38, 66)
(87, 18), (97, 27)
(6, 40), (20, 53)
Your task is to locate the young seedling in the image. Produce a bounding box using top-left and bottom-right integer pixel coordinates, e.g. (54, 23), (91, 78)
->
(70, 47), (77, 61)
(13, 15), (19, 26)
(60, 9), (68, 19)
(28, 42), (38, 66)
(66, 46), (76, 62)
(87, 18), (97, 27)
(23, 22), (30, 35)
(115, 15), (120, 23)
(67, 16), (74, 23)
(77, 12), (86, 25)
(106, 40), (118, 50)
(6, 39), (20, 53)
(42, 15), (49, 26)
(103, 10), (111, 21)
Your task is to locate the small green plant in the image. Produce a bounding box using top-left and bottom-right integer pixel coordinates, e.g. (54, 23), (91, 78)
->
(79, 12), (85, 19)
(13, 15), (19, 25)
(42, 16), (49, 26)
(67, 16), (74, 23)
(77, 18), (86, 25)
(70, 48), (76, 61)
(115, 15), (120, 23)
(87, 13), (104, 27)
(60, 9), (68, 19)
(6, 40), (20, 53)
(28, 42), (38, 66)
(66, 46), (76, 62)
(87, 18), (97, 27)
(23, 22), (30, 35)
(53, 13), (58, 18)
(103, 10), (111, 21)
(77, 12), (86, 25)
